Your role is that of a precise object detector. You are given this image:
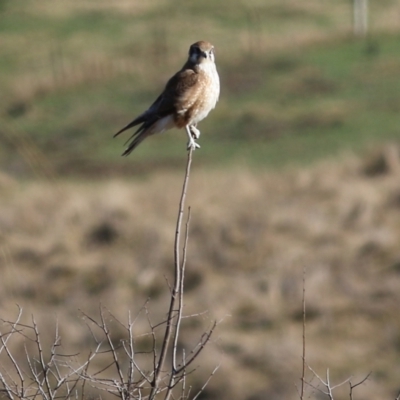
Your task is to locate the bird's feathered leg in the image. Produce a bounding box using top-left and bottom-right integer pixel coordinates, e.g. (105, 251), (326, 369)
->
(185, 125), (200, 150)
(189, 124), (201, 139)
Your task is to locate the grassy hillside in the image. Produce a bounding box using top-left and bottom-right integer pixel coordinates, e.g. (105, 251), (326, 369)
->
(1, 0), (400, 177)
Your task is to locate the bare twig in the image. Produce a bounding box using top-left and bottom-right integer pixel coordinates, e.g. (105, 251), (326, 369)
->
(0, 308), (97, 400)
(150, 147), (193, 399)
(0, 308), (25, 398)
(164, 207), (192, 400)
(306, 365), (352, 400)
(172, 207), (191, 372)
(300, 266), (306, 400)
(349, 372), (371, 400)
(191, 364), (220, 400)
(99, 309), (125, 386)
(177, 322), (217, 373)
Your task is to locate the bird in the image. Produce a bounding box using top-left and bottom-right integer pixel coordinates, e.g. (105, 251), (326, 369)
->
(114, 40), (220, 155)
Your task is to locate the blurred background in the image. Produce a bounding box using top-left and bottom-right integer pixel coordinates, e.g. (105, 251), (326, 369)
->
(1, 0), (400, 399)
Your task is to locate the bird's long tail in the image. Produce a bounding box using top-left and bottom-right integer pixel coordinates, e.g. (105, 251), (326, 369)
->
(121, 128), (150, 156)
(114, 115), (146, 138)
(115, 113), (171, 155)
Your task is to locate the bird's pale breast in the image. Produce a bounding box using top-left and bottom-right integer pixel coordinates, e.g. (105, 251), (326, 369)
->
(174, 62), (219, 128)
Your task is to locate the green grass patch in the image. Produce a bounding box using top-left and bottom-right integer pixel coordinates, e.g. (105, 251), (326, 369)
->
(1, 2), (400, 177)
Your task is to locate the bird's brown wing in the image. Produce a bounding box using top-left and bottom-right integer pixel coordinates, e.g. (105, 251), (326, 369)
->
(154, 69), (200, 118)
(114, 69), (199, 139)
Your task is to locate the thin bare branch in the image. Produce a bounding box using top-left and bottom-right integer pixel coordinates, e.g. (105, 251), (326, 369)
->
(180, 311), (209, 320)
(192, 364), (220, 400)
(164, 207), (193, 400)
(0, 327), (25, 394)
(305, 365), (355, 400)
(99, 309), (125, 385)
(149, 147), (194, 400)
(32, 316), (53, 400)
(172, 206), (191, 371)
(300, 266), (306, 400)
(181, 349), (187, 400)
(177, 321), (217, 374)
(0, 306), (23, 354)
(330, 375), (352, 391)
(349, 372), (372, 400)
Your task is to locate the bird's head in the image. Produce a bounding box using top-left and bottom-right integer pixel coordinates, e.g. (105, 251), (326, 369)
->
(188, 41), (216, 65)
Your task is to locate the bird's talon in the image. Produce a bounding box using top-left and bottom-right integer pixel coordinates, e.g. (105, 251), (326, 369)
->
(187, 139), (201, 150)
(190, 126), (201, 139)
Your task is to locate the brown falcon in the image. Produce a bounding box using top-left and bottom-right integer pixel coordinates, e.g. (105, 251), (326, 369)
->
(114, 40), (220, 155)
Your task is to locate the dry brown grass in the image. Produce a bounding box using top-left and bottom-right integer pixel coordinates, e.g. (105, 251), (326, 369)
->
(2, 146), (400, 399)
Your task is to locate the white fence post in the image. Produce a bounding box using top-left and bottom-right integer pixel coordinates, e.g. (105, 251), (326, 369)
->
(353, 0), (368, 37)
